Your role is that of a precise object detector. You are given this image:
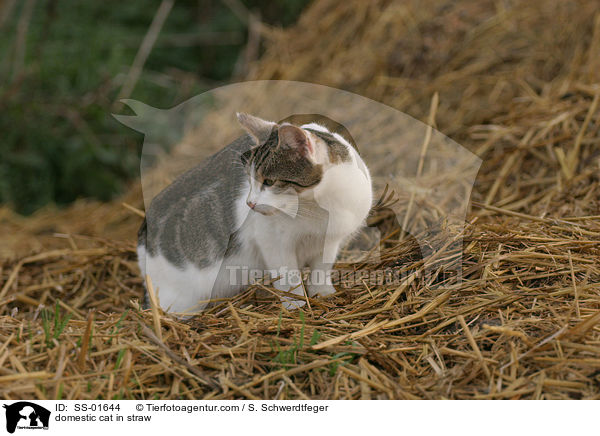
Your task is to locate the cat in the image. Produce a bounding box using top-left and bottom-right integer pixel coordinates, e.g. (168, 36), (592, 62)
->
(137, 113), (373, 314)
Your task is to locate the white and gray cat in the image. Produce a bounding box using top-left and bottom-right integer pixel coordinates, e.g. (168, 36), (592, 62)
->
(137, 113), (372, 314)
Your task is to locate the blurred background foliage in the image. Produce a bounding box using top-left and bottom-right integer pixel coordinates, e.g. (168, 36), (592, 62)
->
(0, 0), (308, 214)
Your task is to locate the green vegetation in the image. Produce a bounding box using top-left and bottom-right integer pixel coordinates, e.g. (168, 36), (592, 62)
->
(41, 300), (71, 347)
(272, 309), (306, 367)
(0, 0), (308, 214)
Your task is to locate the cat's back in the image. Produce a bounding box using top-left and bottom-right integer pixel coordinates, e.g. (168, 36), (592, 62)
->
(140, 135), (252, 269)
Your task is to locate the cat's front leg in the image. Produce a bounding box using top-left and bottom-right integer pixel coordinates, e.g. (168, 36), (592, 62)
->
(306, 240), (340, 298)
(261, 249), (306, 310)
(306, 259), (337, 297)
(274, 265), (306, 310)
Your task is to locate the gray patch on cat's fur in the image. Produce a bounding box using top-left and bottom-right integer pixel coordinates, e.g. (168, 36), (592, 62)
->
(140, 134), (254, 269)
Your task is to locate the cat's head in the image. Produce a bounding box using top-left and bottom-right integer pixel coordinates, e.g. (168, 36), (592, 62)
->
(237, 112), (352, 216)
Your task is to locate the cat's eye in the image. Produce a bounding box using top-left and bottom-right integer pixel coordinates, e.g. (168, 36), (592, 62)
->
(283, 180), (309, 188)
(262, 179), (275, 187)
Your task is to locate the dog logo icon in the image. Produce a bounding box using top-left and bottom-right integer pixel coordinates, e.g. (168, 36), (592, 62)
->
(2, 402), (50, 433)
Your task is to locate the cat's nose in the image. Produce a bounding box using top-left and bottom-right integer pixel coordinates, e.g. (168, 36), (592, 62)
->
(247, 201), (256, 209)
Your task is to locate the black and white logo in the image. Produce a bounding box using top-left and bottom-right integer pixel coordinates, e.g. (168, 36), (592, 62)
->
(2, 402), (50, 434)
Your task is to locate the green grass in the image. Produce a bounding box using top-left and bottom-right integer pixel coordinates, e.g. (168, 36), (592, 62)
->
(108, 309), (129, 346)
(41, 300), (71, 348)
(114, 348), (127, 370)
(309, 329), (322, 345)
(272, 309), (306, 368)
(269, 312), (361, 374)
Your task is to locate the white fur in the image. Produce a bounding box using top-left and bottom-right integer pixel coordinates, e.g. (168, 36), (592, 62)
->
(141, 252), (221, 313)
(138, 123), (372, 314)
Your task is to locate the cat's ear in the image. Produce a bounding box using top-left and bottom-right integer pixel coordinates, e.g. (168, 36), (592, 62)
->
(237, 112), (275, 146)
(278, 125), (314, 158)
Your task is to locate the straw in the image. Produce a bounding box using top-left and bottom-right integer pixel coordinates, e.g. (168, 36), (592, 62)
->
(1, 0), (600, 399)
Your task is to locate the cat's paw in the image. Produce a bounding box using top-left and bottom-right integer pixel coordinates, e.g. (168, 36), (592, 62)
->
(307, 284), (337, 298)
(281, 297), (306, 310)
